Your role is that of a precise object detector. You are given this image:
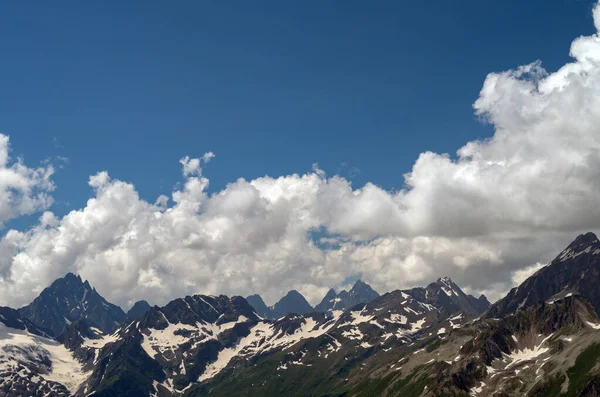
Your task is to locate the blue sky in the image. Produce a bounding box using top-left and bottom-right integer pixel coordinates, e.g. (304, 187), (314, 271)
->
(1, 0), (596, 225)
(2, 1), (600, 307)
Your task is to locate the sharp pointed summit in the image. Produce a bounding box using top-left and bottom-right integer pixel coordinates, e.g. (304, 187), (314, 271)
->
(18, 273), (126, 336)
(345, 279), (380, 307)
(314, 288), (338, 312)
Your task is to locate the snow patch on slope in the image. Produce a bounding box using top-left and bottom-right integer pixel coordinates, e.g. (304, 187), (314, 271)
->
(586, 321), (600, 330)
(0, 322), (89, 393)
(385, 313), (407, 325)
(197, 313), (342, 382)
(141, 315), (251, 359)
(198, 322), (272, 381)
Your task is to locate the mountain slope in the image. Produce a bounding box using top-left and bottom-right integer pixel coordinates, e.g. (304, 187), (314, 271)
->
(0, 307), (89, 396)
(68, 276), (477, 396)
(0, 270), (594, 397)
(486, 232), (600, 319)
(19, 273), (127, 336)
(185, 282), (477, 397)
(345, 295), (600, 397)
(189, 294), (600, 397)
(77, 294), (263, 396)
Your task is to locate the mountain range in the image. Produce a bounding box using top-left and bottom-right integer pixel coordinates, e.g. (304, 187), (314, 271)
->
(1, 233), (600, 396)
(246, 279), (381, 320)
(314, 279), (380, 313)
(246, 289), (314, 319)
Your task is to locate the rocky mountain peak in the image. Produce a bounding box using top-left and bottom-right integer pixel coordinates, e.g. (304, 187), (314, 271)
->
(245, 290), (314, 319)
(63, 271), (81, 281)
(313, 280), (380, 313)
(283, 290), (304, 299)
(349, 279), (377, 295)
(314, 288), (340, 313)
(572, 231), (598, 246)
(352, 279), (367, 288)
(139, 294), (259, 331)
(271, 290), (313, 318)
(435, 276), (458, 290)
(553, 231), (600, 263)
(417, 277), (490, 316)
(126, 300), (151, 320)
(18, 273), (126, 336)
(245, 294), (270, 318)
(428, 277), (459, 296)
(323, 288), (336, 298)
(478, 294), (491, 305)
(486, 232), (600, 319)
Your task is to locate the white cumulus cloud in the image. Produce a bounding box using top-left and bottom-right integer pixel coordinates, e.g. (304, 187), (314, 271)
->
(0, 134), (55, 228)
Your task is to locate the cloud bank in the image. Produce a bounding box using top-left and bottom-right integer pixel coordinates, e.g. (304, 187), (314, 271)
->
(2, 3), (600, 308)
(0, 135), (55, 227)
